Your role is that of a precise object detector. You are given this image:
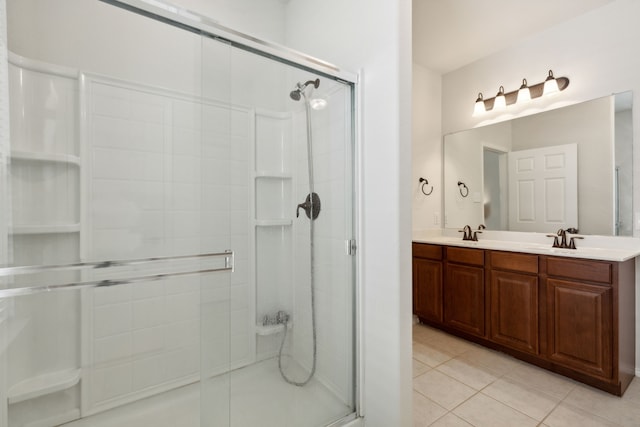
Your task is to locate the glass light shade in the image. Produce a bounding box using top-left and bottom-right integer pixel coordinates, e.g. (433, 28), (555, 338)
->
(493, 86), (506, 110)
(473, 93), (485, 115)
(543, 70), (559, 95)
(517, 79), (531, 103)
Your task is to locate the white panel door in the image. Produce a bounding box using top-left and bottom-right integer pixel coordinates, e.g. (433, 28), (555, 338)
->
(508, 144), (578, 232)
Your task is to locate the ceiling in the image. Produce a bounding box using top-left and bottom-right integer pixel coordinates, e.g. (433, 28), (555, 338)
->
(413, 0), (616, 74)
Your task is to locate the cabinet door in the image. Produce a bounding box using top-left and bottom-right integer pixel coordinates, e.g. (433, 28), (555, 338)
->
(547, 278), (613, 379)
(413, 257), (443, 323)
(490, 270), (538, 354)
(444, 263), (485, 337)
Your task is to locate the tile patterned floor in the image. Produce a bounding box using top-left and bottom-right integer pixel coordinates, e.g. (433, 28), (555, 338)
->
(413, 323), (640, 427)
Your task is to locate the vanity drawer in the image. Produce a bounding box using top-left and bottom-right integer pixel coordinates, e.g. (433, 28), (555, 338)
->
(446, 246), (484, 266)
(491, 251), (538, 274)
(545, 257), (612, 284)
(412, 243), (443, 260)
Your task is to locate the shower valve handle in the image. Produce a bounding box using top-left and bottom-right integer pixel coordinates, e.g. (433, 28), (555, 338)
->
(296, 201), (309, 218)
(296, 192), (321, 220)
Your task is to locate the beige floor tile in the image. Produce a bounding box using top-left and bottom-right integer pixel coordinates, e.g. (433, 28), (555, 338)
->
(413, 324), (451, 345)
(453, 393), (538, 427)
(563, 381), (640, 426)
(544, 403), (620, 427)
(461, 346), (524, 376)
(413, 341), (454, 367)
(413, 325), (640, 427)
(506, 361), (575, 400)
(429, 413), (473, 427)
(427, 333), (478, 357)
(413, 391), (447, 427)
(482, 377), (560, 421)
(436, 357), (498, 390)
(413, 370), (476, 410)
(413, 358), (431, 378)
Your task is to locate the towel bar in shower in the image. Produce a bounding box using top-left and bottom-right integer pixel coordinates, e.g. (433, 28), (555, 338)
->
(0, 251), (234, 298)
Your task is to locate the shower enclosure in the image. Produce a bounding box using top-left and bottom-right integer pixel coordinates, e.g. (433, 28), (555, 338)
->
(0, 0), (357, 426)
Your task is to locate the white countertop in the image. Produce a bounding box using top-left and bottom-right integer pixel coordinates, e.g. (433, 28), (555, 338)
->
(413, 230), (640, 262)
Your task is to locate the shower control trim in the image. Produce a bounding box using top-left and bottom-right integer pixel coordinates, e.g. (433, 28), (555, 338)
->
(296, 192), (321, 220)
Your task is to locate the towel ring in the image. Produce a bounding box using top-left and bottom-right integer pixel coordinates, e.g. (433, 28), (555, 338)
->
(457, 181), (469, 197)
(419, 177), (433, 196)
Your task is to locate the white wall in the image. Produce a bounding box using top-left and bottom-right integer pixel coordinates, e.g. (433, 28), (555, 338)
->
(443, 121), (511, 230)
(285, 0), (413, 425)
(412, 64), (442, 232)
(441, 0), (640, 373)
(169, 0), (286, 45)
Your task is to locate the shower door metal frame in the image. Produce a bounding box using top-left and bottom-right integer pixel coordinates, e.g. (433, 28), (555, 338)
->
(100, 0), (358, 85)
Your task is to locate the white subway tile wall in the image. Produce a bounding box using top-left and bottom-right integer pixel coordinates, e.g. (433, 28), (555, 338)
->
(85, 76), (251, 413)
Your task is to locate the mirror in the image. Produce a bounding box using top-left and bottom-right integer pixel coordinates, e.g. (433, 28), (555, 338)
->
(443, 92), (633, 236)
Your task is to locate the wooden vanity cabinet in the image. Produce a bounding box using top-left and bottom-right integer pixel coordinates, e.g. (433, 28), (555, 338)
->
(412, 243), (443, 323)
(488, 251), (539, 355)
(411, 242), (636, 396)
(541, 256), (636, 395)
(443, 247), (486, 337)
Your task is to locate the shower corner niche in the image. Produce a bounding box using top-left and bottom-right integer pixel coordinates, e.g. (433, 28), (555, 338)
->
(251, 109), (295, 358)
(6, 52), (83, 427)
(8, 52), (81, 238)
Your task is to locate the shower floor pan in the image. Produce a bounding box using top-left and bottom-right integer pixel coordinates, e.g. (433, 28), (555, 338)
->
(62, 358), (351, 427)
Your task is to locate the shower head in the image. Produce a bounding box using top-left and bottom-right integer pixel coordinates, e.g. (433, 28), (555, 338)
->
(289, 78), (320, 101)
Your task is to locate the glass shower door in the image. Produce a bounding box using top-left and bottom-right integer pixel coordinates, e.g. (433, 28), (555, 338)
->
(198, 38), (356, 427)
(1, 1), (235, 426)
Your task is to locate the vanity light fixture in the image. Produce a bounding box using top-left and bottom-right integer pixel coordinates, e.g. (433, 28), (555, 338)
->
(473, 69), (569, 114)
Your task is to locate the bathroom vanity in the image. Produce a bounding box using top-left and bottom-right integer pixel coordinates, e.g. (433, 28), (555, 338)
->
(412, 238), (637, 396)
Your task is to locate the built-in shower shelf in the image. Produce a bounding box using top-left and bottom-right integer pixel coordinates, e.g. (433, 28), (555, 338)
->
(11, 150), (81, 166)
(255, 323), (291, 336)
(254, 171), (292, 180)
(8, 368), (81, 404)
(254, 220), (293, 227)
(10, 224), (81, 235)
